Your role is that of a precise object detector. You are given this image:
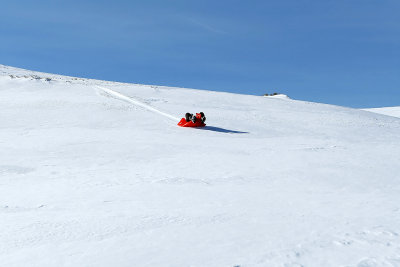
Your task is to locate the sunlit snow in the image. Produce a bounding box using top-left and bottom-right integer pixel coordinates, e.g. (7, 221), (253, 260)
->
(1, 65), (400, 266)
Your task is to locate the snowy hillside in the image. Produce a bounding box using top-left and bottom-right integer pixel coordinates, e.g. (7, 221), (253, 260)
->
(364, 106), (400, 119)
(1, 64), (400, 267)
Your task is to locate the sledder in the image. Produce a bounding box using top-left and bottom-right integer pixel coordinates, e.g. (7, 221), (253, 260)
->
(178, 112), (206, 127)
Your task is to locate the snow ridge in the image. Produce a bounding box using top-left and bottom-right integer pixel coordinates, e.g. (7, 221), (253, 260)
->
(363, 106), (400, 118)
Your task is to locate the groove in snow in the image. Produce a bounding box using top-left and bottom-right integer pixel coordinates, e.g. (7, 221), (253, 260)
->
(95, 85), (180, 121)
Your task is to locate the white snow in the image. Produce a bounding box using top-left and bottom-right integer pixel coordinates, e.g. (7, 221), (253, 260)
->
(95, 85), (181, 122)
(363, 106), (400, 118)
(1, 64), (400, 267)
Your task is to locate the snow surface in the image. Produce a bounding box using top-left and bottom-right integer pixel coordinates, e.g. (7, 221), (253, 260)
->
(1, 64), (400, 267)
(364, 107), (400, 119)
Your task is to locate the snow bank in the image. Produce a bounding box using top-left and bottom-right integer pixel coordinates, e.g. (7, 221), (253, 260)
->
(363, 106), (400, 118)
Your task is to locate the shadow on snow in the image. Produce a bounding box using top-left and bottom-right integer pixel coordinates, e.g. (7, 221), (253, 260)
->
(197, 125), (249, 134)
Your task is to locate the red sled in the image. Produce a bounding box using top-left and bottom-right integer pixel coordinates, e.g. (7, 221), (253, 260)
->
(178, 112), (206, 127)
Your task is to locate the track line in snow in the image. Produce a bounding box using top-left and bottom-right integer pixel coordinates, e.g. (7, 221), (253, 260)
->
(95, 85), (180, 121)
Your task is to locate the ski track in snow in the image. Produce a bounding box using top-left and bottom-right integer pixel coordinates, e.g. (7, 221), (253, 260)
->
(95, 85), (180, 122)
(1, 64), (400, 267)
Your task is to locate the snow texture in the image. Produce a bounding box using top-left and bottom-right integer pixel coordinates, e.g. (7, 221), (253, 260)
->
(364, 107), (400, 118)
(1, 64), (400, 267)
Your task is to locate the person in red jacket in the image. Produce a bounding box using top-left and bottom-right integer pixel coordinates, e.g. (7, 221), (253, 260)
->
(178, 112), (206, 127)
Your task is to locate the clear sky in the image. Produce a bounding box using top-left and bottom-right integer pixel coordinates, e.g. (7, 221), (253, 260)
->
(1, 0), (399, 108)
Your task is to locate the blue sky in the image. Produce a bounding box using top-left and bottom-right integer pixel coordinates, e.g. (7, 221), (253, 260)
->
(1, 0), (399, 108)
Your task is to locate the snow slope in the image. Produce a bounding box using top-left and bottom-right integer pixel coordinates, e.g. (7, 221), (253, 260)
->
(1, 64), (400, 267)
(364, 107), (400, 119)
